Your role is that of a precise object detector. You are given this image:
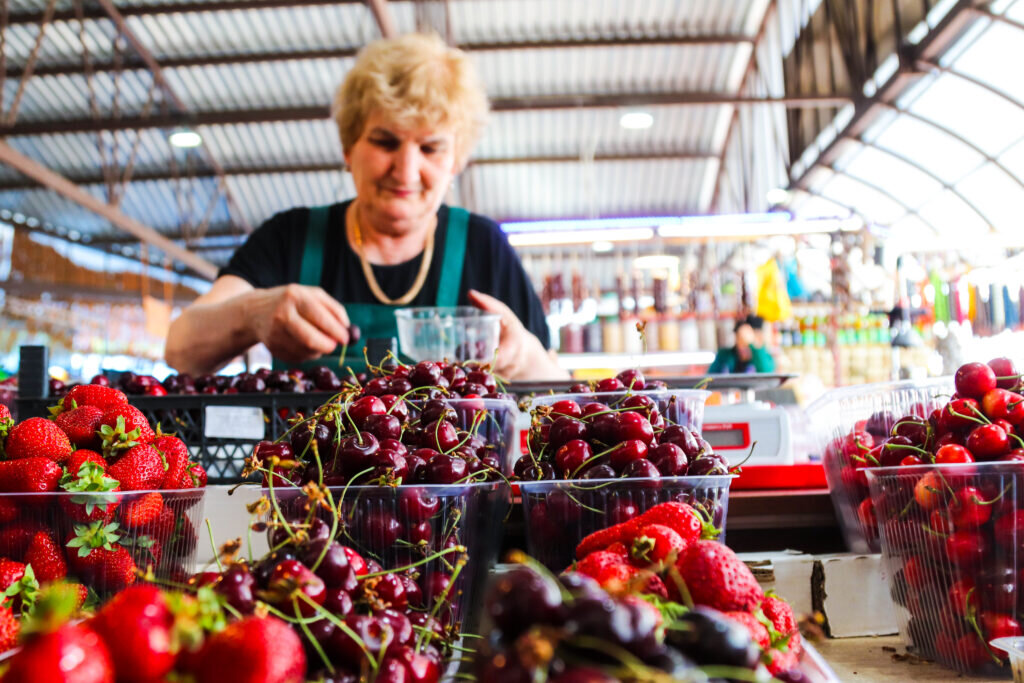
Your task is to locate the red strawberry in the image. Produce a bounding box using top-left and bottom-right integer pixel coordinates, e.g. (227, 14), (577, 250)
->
(0, 558), (26, 592)
(0, 457), (63, 493)
(24, 531), (67, 583)
(55, 404), (104, 449)
(166, 514), (198, 559)
(603, 541), (629, 558)
(181, 461), (207, 489)
(66, 521), (138, 592)
(3, 622), (115, 682)
(0, 603), (19, 654)
(0, 403), (11, 424)
(149, 507), (177, 543)
(107, 444), (166, 491)
(724, 610), (771, 650)
(673, 540), (765, 612)
(0, 559), (38, 610)
(152, 435), (189, 490)
(65, 449), (106, 476)
(574, 551), (668, 597)
(0, 496), (20, 525)
(59, 460), (121, 524)
(629, 524), (686, 565)
(0, 520), (47, 560)
(0, 403), (12, 444)
(633, 502), (709, 544)
(191, 616), (306, 683)
(129, 535), (163, 570)
(62, 384), (127, 412)
(119, 492), (164, 529)
(91, 585), (175, 682)
(765, 645), (801, 675)
(762, 595), (799, 641)
(69, 582), (89, 609)
(99, 405), (155, 457)
(4, 417), (72, 463)
(575, 519), (633, 559)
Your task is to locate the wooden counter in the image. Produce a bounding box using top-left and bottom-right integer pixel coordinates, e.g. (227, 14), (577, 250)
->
(814, 636), (1005, 682)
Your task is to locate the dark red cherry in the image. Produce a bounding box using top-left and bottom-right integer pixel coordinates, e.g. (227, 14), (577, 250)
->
(555, 439), (593, 476)
(550, 400), (583, 419)
(410, 362), (442, 388)
(364, 414), (402, 442)
(614, 411), (654, 444)
(423, 419), (460, 453)
(595, 378), (625, 392)
(649, 442), (688, 476)
(609, 439), (648, 471)
(268, 559), (326, 616)
(399, 487), (440, 522)
(424, 454), (468, 484)
(616, 369), (646, 390)
(549, 416), (589, 450)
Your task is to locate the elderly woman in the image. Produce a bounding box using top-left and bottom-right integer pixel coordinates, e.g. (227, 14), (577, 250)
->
(166, 33), (565, 380)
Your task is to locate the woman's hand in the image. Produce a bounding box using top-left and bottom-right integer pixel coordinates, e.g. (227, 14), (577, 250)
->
(468, 289), (568, 380)
(245, 284), (353, 363)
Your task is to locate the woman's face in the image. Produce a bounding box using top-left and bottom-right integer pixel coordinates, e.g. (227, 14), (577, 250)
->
(345, 111), (459, 235)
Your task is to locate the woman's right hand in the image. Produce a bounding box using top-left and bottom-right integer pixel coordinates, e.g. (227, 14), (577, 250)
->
(245, 284), (353, 363)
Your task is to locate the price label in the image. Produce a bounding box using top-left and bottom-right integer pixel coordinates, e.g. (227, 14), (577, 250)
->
(204, 406), (265, 440)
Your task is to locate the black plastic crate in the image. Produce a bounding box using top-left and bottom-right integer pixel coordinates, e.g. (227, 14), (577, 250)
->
(17, 392), (337, 484)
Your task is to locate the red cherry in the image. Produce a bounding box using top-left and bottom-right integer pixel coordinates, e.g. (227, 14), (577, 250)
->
(608, 439), (648, 472)
(1002, 448), (1024, 462)
(946, 530), (987, 568)
(965, 423), (1010, 460)
(934, 444), (974, 465)
(549, 400), (582, 419)
(615, 369), (646, 390)
(649, 443), (688, 476)
(580, 402), (610, 420)
(956, 362), (998, 400)
(268, 559), (325, 616)
(900, 455), (924, 467)
(952, 486), (994, 528)
(614, 411), (654, 445)
(856, 497), (877, 532)
(548, 416), (589, 450)
(988, 357), (1020, 390)
(594, 377), (625, 392)
(555, 439), (593, 477)
(943, 398), (984, 431)
(929, 509), (954, 535)
(982, 612), (1022, 646)
(423, 420), (460, 453)
(947, 577), (977, 617)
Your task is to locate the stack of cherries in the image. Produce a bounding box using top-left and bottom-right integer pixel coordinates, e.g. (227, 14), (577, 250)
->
(513, 369), (729, 482)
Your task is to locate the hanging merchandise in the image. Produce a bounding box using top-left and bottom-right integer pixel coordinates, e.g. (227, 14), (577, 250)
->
(929, 270), (949, 324)
(755, 258), (792, 322)
(784, 256), (808, 300)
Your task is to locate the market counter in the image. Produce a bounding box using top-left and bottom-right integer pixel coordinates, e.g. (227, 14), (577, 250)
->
(814, 636), (1004, 682)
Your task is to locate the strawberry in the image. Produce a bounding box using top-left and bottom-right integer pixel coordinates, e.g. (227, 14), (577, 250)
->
(61, 384), (128, 413)
(54, 404), (104, 449)
(575, 519), (633, 560)
(629, 524), (686, 565)
(60, 460), (121, 524)
(91, 585), (176, 682)
(0, 520), (47, 560)
(128, 534), (163, 570)
(149, 507), (177, 543)
(24, 531), (67, 583)
(724, 610), (771, 650)
(762, 594), (799, 641)
(66, 521), (138, 592)
(167, 514), (198, 559)
(0, 457), (63, 493)
(0, 603), (19, 654)
(574, 550), (668, 598)
(0, 403), (12, 445)
(153, 435), (189, 489)
(119, 492), (164, 529)
(0, 402), (11, 424)
(4, 417), (73, 464)
(0, 558), (26, 592)
(191, 616), (306, 683)
(0, 560), (38, 611)
(765, 645), (801, 676)
(673, 540), (765, 612)
(0, 496), (20, 525)
(634, 501), (715, 544)
(3, 622), (115, 682)
(107, 444), (166, 491)
(181, 461), (208, 489)
(99, 405), (155, 458)
(65, 449), (106, 476)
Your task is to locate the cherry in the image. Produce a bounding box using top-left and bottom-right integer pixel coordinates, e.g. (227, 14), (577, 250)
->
(419, 399), (457, 425)
(423, 420), (461, 453)
(981, 612), (1022, 643)
(660, 425), (702, 458)
(340, 546), (367, 576)
(608, 439), (648, 471)
(555, 439), (592, 476)
(365, 573), (408, 611)
(549, 417), (589, 450)
(568, 382), (591, 393)
(300, 539), (358, 591)
(405, 520), (432, 545)
(423, 454), (467, 484)
(485, 566), (563, 639)
(330, 614), (389, 664)
(943, 398), (985, 432)
(390, 645), (441, 683)
(621, 394), (657, 419)
(1003, 448), (1024, 462)
(857, 498), (876, 532)
(214, 564), (256, 614)
(989, 357), (1020, 390)
(935, 444), (974, 465)
(423, 572), (454, 605)
(594, 377), (625, 392)
(550, 400), (583, 419)
(580, 464), (616, 479)
(336, 433), (380, 476)
(614, 411), (654, 444)
(649, 442), (688, 476)
(956, 362), (998, 399)
(588, 413), (619, 445)
(993, 510), (1024, 552)
(946, 530), (987, 568)
(934, 430), (965, 449)
(400, 574), (423, 607)
(900, 455), (924, 466)
(268, 559), (326, 616)
(320, 587), (354, 618)
(877, 437), (914, 467)
(615, 369), (646, 390)
(965, 423), (1009, 460)
(607, 500), (639, 525)
(398, 488), (440, 522)
(546, 489), (583, 524)
(359, 509), (402, 547)
(363, 414), (402, 442)
(379, 394), (410, 423)
(270, 516), (330, 549)
(890, 416), (930, 447)
(519, 461), (556, 481)
(408, 362), (441, 388)
(623, 459), (660, 484)
(687, 455), (729, 476)
(580, 402), (610, 420)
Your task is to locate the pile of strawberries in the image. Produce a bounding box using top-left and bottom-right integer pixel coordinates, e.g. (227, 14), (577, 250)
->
(569, 501), (806, 679)
(0, 582), (305, 683)
(0, 385), (207, 607)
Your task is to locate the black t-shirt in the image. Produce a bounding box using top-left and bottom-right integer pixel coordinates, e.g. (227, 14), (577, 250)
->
(219, 200), (551, 347)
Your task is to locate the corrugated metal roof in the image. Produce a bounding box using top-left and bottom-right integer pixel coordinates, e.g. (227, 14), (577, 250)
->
(0, 0), (777, 271)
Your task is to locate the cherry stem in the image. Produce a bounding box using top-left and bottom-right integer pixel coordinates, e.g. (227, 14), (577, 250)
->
(882, 443), (931, 456)
(205, 518), (224, 574)
(947, 405), (988, 426)
(294, 599), (335, 674)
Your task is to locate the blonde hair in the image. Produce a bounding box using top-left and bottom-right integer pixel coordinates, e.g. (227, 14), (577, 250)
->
(333, 33), (489, 167)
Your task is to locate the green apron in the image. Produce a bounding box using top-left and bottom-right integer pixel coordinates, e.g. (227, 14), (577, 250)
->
(272, 204), (470, 373)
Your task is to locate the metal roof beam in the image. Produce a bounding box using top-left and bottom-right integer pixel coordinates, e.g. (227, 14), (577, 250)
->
(7, 0), (364, 24)
(4, 94), (853, 137)
(0, 140), (219, 279)
(366, 0), (397, 38)
(4, 35), (757, 79)
(0, 151), (718, 191)
(821, 163), (943, 233)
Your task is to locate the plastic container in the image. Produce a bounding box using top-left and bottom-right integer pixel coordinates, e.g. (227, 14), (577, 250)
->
(0, 489), (206, 596)
(267, 480), (510, 630)
(520, 475), (733, 571)
(395, 306), (500, 363)
(991, 638), (1024, 681)
(817, 377), (953, 552)
(528, 389), (711, 434)
(866, 462), (1023, 676)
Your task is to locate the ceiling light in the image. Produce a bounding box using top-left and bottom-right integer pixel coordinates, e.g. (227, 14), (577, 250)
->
(169, 129), (203, 148)
(68, 230), (81, 241)
(659, 217), (847, 239)
(619, 111), (654, 130)
(765, 188), (791, 205)
(0, 210), (10, 220)
(592, 241), (614, 253)
(633, 254), (680, 270)
(507, 228), (654, 247)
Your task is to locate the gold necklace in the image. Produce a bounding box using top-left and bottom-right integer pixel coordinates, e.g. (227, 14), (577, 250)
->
(349, 203), (436, 306)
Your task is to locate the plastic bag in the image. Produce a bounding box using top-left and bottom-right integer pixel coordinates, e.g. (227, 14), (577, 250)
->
(755, 258), (792, 322)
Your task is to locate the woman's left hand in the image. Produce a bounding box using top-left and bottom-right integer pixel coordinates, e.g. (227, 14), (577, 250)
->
(468, 289), (567, 380)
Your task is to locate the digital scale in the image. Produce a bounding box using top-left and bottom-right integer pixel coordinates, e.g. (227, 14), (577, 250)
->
(703, 402), (793, 465)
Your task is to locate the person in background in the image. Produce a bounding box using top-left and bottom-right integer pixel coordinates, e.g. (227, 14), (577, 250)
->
(708, 314), (776, 374)
(165, 33), (566, 381)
